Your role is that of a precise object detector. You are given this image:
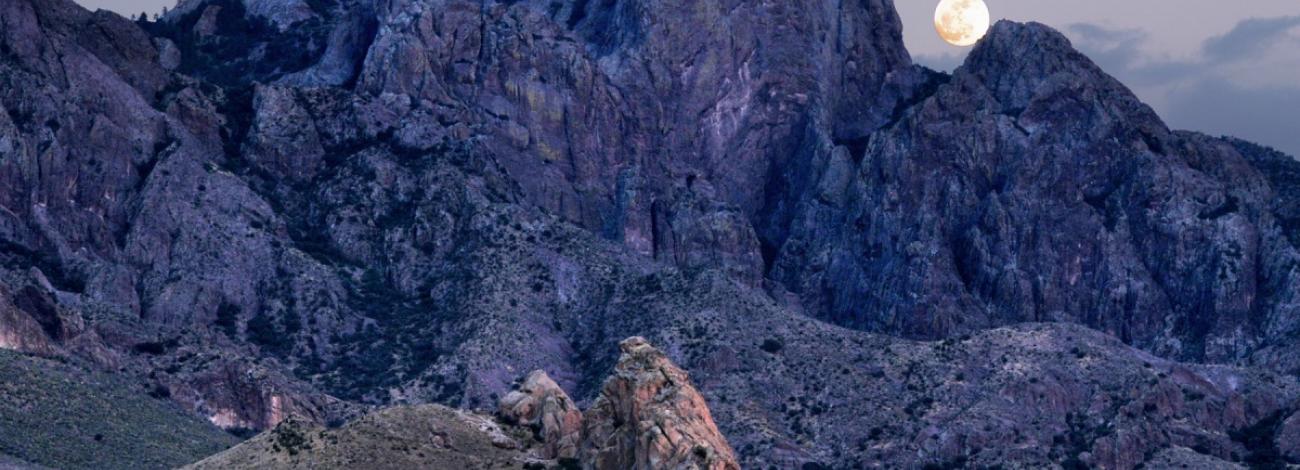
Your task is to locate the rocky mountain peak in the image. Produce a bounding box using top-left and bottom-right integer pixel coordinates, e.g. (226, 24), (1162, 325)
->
(960, 20), (1159, 122)
(581, 337), (739, 470)
(967, 21), (1085, 72)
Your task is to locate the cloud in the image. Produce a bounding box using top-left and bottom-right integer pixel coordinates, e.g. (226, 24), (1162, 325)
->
(1202, 16), (1300, 64)
(1063, 18), (1300, 158)
(1065, 23), (1148, 70)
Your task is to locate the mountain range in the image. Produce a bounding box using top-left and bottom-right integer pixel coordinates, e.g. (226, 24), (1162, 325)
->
(0, 0), (1298, 468)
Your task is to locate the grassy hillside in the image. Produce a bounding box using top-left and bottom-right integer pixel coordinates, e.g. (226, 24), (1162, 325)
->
(0, 350), (239, 470)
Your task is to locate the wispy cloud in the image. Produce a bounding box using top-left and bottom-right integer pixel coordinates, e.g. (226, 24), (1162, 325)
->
(1060, 17), (1300, 157)
(1065, 23), (1148, 70)
(1202, 16), (1300, 64)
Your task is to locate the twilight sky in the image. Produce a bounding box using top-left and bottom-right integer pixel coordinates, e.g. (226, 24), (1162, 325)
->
(79, 0), (1300, 156)
(76, 0), (173, 18)
(896, 0), (1300, 157)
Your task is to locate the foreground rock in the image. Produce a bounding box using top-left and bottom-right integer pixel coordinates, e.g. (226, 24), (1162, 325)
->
(188, 326), (1300, 469)
(498, 370), (584, 460)
(191, 338), (740, 469)
(582, 337), (740, 470)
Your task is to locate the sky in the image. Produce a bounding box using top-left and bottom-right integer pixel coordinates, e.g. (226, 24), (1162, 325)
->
(79, 0), (1300, 156)
(77, 0), (175, 18)
(896, 0), (1300, 157)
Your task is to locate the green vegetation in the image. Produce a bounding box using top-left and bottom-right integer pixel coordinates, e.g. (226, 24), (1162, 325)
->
(760, 337), (784, 354)
(0, 350), (238, 470)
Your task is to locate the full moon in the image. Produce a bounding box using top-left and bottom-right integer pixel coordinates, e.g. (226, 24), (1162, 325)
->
(934, 0), (991, 47)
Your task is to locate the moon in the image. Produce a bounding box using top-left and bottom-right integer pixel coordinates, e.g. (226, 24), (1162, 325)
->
(934, 0), (991, 47)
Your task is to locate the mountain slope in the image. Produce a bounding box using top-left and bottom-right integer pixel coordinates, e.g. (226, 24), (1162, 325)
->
(137, 0), (1300, 367)
(0, 349), (238, 470)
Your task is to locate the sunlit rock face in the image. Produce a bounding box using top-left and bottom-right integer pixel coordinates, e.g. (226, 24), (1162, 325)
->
(498, 370), (584, 460)
(581, 337), (739, 470)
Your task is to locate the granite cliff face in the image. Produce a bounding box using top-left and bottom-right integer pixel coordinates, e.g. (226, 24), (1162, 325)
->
(1, 0), (1299, 468)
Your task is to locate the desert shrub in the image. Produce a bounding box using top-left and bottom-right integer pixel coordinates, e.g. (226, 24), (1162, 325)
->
(760, 338), (784, 354)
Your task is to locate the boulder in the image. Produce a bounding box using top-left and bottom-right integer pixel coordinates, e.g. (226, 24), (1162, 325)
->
(498, 370), (583, 460)
(581, 337), (739, 470)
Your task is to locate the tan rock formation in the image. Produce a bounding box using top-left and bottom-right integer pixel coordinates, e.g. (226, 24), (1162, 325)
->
(580, 337), (739, 470)
(498, 370), (583, 459)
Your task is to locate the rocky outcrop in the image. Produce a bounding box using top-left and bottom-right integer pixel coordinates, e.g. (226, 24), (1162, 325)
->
(208, 325), (1300, 469)
(498, 370), (584, 460)
(0, 270), (88, 357)
(347, 0), (922, 275)
(497, 340), (740, 467)
(581, 337), (739, 470)
(0, 283), (56, 356)
(196, 339), (741, 469)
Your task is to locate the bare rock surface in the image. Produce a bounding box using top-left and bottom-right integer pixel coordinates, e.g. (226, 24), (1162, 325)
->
(1144, 447), (1244, 469)
(581, 337), (739, 470)
(199, 338), (743, 469)
(0, 282), (57, 356)
(499, 370), (584, 460)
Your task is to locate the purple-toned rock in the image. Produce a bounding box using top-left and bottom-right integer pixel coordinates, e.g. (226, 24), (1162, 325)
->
(1279, 409), (1300, 463)
(0, 283), (57, 356)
